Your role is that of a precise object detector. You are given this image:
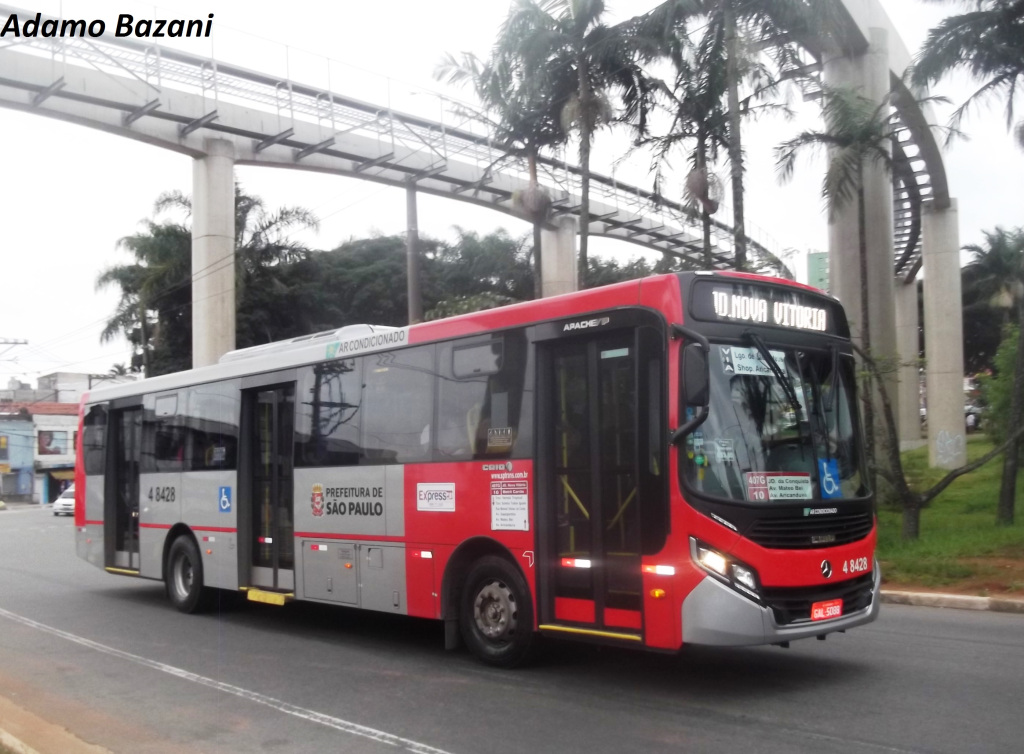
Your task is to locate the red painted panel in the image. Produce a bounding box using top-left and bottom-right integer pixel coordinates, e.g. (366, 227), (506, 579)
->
(604, 608), (642, 630)
(402, 461), (535, 555)
(74, 400), (86, 528)
(716, 270), (823, 294)
(405, 547), (438, 619)
(555, 597), (595, 623)
(729, 524), (877, 589)
(408, 279), (647, 344)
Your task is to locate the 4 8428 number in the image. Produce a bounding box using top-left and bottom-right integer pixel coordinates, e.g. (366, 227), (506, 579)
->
(148, 486), (176, 503)
(843, 557), (870, 575)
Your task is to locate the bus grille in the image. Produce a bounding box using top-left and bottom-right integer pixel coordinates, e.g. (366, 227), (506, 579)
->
(746, 511), (874, 550)
(761, 573), (874, 626)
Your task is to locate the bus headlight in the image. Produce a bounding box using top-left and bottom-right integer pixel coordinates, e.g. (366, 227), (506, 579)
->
(691, 538), (761, 600)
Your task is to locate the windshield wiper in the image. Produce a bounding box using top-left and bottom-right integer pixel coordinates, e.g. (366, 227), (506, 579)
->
(825, 343), (839, 412)
(744, 331), (802, 413)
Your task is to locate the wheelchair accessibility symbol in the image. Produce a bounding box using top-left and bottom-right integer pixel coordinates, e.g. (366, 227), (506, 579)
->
(817, 459), (841, 499)
(218, 486), (232, 513)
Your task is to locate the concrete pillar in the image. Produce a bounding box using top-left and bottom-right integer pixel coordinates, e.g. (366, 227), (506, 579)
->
(895, 278), (924, 449)
(191, 138), (236, 368)
(824, 27), (899, 447)
(406, 182), (423, 324)
(540, 215), (578, 297)
(922, 199), (966, 469)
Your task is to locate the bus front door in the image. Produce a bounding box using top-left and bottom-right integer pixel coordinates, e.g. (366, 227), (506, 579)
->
(540, 332), (645, 639)
(242, 384), (295, 592)
(107, 406), (141, 572)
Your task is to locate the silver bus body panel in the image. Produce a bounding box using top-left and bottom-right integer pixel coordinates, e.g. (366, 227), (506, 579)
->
(681, 564), (881, 646)
(292, 466), (404, 538)
(76, 523), (104, 569)
(299, 540), (408, 615)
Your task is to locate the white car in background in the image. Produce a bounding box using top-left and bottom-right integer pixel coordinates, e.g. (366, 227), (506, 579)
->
(53, 484), (75, 516)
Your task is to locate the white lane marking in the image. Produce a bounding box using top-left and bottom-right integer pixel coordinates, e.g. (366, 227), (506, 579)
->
(0, 607), (454, 754)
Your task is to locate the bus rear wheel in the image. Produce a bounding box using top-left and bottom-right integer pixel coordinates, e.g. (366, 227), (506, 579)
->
(459, 556), (535, 668)
(166, 535), (212, 613)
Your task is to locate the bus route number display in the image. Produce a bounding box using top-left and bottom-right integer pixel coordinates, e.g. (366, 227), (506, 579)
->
(745, 472), (811, 501)
(711, 289), (827, 332)
(691, 281), (838, 334)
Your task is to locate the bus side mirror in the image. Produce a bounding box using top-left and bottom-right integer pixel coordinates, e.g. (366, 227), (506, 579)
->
(683, 343), (709, 408)
(670, 324), (711, 444)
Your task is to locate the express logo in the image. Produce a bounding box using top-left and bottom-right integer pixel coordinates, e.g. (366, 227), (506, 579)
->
(311, 483), (325, 517)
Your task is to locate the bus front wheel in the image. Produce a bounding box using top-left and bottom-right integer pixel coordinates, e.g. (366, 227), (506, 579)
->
(459, 556), (535, 668)
(166, 536), (211, 613)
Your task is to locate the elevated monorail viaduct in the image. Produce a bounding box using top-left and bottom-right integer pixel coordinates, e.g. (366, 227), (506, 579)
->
(0, 0), (964, 469)
(821, 0), (963, 469)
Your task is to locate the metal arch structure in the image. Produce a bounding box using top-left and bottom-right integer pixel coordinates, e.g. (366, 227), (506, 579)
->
(794, 0), (951, 286)
(0, 4), (790, 274)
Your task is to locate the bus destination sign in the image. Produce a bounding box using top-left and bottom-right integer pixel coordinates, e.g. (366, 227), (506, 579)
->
(691, 281), (842, 335)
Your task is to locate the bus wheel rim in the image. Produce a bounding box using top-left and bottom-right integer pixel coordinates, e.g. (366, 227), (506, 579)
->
(473, 579), (516, 641)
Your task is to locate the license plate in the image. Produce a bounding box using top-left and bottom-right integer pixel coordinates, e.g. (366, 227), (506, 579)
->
(811, 599), (843, 621)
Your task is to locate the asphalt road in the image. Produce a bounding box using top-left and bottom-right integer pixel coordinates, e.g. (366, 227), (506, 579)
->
(2, 506), (1023, 754)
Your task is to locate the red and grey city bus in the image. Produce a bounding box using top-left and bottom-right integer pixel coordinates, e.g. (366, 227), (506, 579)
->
(74, 271), (878, 667)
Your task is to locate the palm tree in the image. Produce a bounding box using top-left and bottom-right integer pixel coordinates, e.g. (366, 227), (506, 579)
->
(98, 214), (192, 376)
(912, 1), (1024, 150)
(962, 227), (1024, 524)
(436, 51), (567, 297)
(690, 0), (844, 270)
(775, 85), (895, 498)
(98, 186), (318, 376)
(496, 0), (656, 287)
(644, 18), (730, 268)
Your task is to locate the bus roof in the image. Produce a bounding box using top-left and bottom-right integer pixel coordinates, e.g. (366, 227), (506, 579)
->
(82, 272), (826, 405)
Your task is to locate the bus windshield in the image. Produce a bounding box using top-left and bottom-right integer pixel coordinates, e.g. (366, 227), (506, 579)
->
(682, 341), (865, 503)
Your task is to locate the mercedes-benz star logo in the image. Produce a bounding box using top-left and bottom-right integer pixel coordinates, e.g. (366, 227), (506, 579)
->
(820, 560), (833, 579)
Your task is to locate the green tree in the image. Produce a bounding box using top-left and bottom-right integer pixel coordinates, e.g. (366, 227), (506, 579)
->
(962, 227), (1024, 524)
(776, 85), (894, 455)
(643, 15), (730, 267)
(681, 0), (843, 270)
(98, 186), (318, 376)
(497, 0), (656, 287)
(912, 0), (1024, 150)
(435, 51), (568, 296)
(98, 213), (192, 376)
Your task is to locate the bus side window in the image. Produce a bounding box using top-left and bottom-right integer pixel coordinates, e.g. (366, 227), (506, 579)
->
(437, 331), (530, 461)
(143, 393), (185, 474)
(83, 405), (108, 475)
(294, 359), (363, 468)
(185, 381), (240, 471)
(363, 346), (435, 465)
(437, 340), (498, 461)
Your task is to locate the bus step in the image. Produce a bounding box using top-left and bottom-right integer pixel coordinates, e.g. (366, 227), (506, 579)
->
(245, 588), (294, 606)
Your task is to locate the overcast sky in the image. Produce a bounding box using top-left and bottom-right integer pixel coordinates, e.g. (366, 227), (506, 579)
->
(1, 0), (1019, 386)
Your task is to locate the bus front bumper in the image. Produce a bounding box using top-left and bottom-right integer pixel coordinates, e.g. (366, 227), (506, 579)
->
(681, 563), (881, 647)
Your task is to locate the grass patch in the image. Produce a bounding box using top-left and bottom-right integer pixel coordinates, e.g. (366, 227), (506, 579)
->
(877, 435), (1024, 592)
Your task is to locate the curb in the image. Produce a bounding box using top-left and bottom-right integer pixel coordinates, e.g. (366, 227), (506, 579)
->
(881, 590), (1024, 614)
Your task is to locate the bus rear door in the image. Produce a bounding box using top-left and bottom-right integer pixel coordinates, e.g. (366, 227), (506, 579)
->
(538, 329), (646, 642)
(106, 404), (142, 572)
(239, 378), (296, 593)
